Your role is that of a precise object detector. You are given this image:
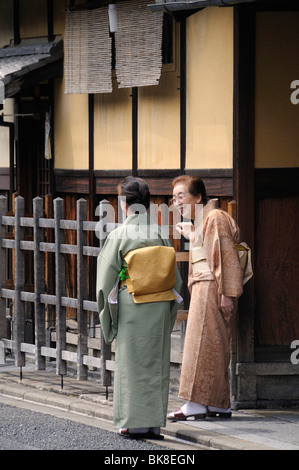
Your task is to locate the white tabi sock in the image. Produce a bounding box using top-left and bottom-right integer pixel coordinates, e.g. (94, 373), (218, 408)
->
(181, 401), (206, 415)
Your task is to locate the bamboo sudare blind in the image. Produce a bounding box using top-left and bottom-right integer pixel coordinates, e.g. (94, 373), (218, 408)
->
(64, 7), (112, 94)
(115, 0), (164, 88)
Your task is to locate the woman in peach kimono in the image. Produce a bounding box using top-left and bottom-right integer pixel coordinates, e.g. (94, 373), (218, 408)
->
(168, 175), (243, 420)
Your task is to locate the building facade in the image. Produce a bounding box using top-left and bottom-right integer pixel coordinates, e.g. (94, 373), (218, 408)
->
(0, 0), (299, 408)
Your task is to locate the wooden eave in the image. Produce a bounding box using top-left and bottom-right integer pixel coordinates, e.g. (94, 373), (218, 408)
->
(0, 37), (63, 103)
(148, 0), (257, 12)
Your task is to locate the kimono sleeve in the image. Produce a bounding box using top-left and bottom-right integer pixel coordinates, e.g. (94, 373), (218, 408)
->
(204, 211), (243, 298)
(161, 236), (183, 328)
(96, 238), (121, 344)
(170, 264), (183, 328)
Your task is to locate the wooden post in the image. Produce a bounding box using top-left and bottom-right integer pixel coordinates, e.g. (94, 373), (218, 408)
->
(233, 5), (255, 367)
(0, 196), (7, 341)
(14, 196), (25, 367)
(77, 198), (88, 380)
(99, 200), (112, 388)
(54, 198), (66, 377)
(33, 197), (46, 370)
(45, 194), (54, 332)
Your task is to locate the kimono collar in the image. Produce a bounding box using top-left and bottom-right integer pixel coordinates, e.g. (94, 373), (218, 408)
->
(203, 198), (219, 220)
(123, 211), (149, 224)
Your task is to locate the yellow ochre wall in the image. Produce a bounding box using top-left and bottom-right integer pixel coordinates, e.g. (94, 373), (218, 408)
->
(94, 81), (132, 170)
(53, 1), (89, 170)
(94, 20), (181, 171)
(54, 80), (89, 170)
(255, 11), (299, 168)
(54, 7), (181, 171)
(53, 6), (235, 171)
(186, 7), (234, 170)
(138, 21), (181, 170)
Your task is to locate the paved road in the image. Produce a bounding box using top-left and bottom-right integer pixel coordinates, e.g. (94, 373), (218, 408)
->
(0, 394), (201, 453)
(0, 397), (173, 451)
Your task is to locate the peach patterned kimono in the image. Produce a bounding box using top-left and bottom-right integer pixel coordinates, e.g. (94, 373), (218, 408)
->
(178, 199), (243, 409)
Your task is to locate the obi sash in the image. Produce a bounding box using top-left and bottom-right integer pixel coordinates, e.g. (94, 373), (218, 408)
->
(191, 246), (211, 274)
(235, 242), (253, 285)
(191, 242), (253, 285)
(108, 245), (183, 316)
(122, 245), (179, 304)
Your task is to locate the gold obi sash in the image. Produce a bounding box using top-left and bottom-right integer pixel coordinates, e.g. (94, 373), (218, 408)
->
(235, 242), (253, 285)
(121, 245), (177, 304)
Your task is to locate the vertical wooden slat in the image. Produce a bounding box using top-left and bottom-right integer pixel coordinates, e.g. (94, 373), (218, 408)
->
(64, 195), (76, 318)
(14, 196), (25, 367)
(99, 200), (112, 388)
(47, 0), (54, 42)
(87, 91), (96, 346)
(132, 87), (138, 176)
(77, 198), (88, 380)
(88, 94), (95, 220)
(33, 197), (46, 370)
(13, 0), (20, 46)
(54, 198), (66, 377)
(0, 196), (7, 340)
(228, 200), (237, 221)
(180, 17), (186, 173)
(45, 194), (54, 332)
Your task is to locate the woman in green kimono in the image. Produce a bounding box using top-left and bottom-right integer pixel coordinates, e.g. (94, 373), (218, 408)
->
(96, 176), (182, 439)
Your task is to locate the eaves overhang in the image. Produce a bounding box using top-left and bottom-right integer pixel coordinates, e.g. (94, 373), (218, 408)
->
(0, 36), (63, 105)
(148, 0), (258, 12)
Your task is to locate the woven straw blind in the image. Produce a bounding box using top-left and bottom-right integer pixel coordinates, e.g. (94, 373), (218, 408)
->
(115, 0), (164, 88)
(64, 8), (112, 94)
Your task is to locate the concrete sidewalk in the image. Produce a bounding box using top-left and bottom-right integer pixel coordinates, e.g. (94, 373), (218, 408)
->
(1, 362), (299, 450)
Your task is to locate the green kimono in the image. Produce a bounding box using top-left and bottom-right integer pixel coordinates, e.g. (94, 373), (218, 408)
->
(96, 212), (182, 429)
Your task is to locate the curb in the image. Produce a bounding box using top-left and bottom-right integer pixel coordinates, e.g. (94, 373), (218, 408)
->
(0, 377), (276, 451)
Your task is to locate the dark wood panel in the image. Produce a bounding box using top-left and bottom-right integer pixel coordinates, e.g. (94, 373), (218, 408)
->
(54, 170), (89, 194)
(255, 168), (299, 197)
(55, 168), (233, 196)
(0, 168), (10, 191)
(255, 195), (299, 346)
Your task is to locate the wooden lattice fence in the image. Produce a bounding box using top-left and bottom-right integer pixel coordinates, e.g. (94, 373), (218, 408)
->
(0, 195), (113, 387)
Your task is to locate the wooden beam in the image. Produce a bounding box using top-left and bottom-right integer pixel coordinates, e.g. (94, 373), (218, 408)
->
(180, 17), (186, 173)
(55, 168), (233, 196)
(132, 87), (138, 177)
(233, 4), (256, 363)
(47, 0), (54, 42)
(13, 0), (20, 45)
(88, 94), (95, 219)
